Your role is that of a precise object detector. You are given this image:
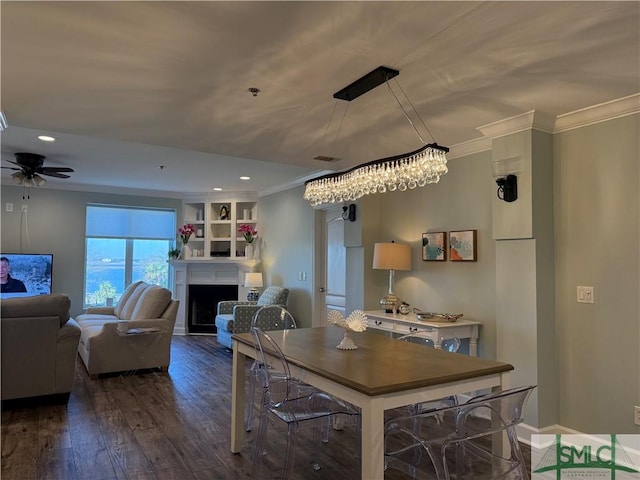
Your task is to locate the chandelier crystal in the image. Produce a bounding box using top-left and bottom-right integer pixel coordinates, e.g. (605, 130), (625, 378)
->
(304, 143), (449, 206)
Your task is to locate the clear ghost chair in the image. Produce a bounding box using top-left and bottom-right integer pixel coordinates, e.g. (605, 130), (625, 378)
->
(251, 327), (361, 480)
(245, 306), (310, 432)
(398, 332), (461, 353)
(384, 385), (536, 480)
(397, 332), (462, 415)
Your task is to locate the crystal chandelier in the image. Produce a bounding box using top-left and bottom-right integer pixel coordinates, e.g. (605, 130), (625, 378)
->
(304, 66), (449, 207)
(304, 143), (448, 206)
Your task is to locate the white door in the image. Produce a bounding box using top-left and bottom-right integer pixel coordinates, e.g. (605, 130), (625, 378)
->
(312, 207), (346, 326)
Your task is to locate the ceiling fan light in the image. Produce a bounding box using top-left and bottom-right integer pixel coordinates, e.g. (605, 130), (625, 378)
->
(11, 172), (25, 185)
(33, 174), (47, 186)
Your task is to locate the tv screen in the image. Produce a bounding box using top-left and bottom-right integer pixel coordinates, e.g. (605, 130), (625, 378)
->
(0, 253), (53, 299)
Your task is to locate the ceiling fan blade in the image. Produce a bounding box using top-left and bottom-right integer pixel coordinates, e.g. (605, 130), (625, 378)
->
(40, 167), (75, 174)
(1, 166), (20, 171)
(5, 160), (22, 167)
(40, 171), (71, 179)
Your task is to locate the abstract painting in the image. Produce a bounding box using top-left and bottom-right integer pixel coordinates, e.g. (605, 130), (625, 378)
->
(449, 230), (477, 262)
(422, 232), (447, 261)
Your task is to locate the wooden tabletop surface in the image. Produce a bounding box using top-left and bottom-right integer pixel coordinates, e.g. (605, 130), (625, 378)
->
(232, 327), (513, 396)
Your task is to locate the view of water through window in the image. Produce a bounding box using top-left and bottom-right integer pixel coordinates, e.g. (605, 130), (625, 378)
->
(84, 238), (170, 306)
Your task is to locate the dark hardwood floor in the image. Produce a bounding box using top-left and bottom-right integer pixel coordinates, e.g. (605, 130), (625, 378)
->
(1, 335), (530, 480)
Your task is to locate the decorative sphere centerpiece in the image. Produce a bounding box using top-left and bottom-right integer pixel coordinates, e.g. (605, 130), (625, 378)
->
(328, 309), (368, 350)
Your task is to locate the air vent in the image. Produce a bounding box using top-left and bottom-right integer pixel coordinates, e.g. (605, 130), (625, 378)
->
(313, 155), (339, 162)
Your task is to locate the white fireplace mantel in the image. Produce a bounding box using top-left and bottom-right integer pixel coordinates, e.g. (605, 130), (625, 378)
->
(170, 259), (260, 335)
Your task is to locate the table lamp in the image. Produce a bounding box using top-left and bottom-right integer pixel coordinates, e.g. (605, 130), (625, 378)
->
(372, 241), (411, 313)
(244, 272), (263, 301)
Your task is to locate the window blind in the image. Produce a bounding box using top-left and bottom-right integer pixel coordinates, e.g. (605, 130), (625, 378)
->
(86, 205), (175, 239)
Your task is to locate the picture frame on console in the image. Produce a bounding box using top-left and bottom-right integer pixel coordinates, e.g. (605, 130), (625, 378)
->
(422, 232), (447, 261)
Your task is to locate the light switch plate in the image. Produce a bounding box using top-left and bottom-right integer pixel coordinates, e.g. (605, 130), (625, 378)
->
(577, 286), (594, 304)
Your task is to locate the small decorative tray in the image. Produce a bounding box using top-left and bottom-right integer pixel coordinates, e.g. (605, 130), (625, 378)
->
(412, 309), (464, 323)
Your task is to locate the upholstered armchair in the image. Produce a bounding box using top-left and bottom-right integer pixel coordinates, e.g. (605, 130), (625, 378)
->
(214, 286), (289, 349)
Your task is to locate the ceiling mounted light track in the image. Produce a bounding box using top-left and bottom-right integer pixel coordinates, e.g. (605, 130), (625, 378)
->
(304, 66), (449, 206)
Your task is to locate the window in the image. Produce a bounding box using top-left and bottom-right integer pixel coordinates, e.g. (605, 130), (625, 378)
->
(84, 204), (176, 307)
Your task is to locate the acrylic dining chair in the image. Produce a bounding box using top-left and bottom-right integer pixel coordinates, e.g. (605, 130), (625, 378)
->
(245, 305), (305, 432)
(396, 332), (462, 416)
(384, 384), (536, 480)
(250, 327), (361, 479)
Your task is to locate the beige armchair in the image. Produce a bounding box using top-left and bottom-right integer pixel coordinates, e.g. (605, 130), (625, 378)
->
(1, 293), (81, 402)
(75, 281), (178, 378)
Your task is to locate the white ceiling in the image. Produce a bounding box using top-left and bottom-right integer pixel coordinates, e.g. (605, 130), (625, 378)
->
(1, 1), (638, 196)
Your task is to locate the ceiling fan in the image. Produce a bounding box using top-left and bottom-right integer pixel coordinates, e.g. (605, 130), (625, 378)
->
(2, 152), (74, 186)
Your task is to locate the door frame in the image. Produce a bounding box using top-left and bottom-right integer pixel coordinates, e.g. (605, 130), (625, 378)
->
(311, 206), (344, 327)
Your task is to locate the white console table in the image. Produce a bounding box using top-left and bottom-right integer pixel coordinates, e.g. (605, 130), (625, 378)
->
(363, 310), (481, 356)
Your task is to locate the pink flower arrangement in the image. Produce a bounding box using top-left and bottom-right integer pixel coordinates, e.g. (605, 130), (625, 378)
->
(238, 224), (258, 243)
(179, 224), (195, 245)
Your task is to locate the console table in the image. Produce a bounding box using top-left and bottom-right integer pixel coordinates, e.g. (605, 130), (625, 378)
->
(364, 310), (481, 356)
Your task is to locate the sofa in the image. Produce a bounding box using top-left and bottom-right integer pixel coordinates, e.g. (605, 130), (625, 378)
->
(75, 281), (179, 378)
(1, 293), (81, 402)
(214, 286), (289, 349)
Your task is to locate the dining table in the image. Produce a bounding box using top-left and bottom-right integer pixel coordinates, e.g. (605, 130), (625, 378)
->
(230, 326), (514, 480)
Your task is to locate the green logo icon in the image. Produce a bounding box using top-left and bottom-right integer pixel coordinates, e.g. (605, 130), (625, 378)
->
(532, 434), (640, 479)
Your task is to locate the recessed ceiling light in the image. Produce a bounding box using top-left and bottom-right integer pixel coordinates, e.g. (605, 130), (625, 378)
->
(240, 176), (250, 180)
(38, 135), (55, 142)
(213, 187), (222, 191)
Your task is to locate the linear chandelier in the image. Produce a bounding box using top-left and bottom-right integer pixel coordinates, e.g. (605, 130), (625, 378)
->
(304, 66), (449, 207)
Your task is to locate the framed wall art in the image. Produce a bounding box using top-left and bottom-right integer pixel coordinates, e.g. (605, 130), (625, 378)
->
(449, 230), (477, 262)
(422, 232), (447, 261)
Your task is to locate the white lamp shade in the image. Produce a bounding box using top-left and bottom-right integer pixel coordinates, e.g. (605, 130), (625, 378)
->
(373, 242), (411, 271)
(244, 272), (263, 288)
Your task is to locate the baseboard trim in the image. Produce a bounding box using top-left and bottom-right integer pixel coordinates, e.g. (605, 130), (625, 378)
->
(455, 392), (581, 447)
(517, 423), (582, 447)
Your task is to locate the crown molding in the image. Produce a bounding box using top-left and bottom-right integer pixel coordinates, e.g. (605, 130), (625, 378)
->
(258, 169), (334, 197)
(554, 93), (640, 132)
(448, 136), (492, 159)
(0, 179), (183, 199)
(476, 110), (557, 139)
(476, 94), (639, 141)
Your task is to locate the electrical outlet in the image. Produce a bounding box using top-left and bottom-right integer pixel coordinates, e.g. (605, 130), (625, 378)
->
(5, 202), (13, 212)
(634, 406), (640, 426)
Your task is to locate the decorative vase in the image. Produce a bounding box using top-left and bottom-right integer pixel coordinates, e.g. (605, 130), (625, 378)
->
(181, 244), (191, 259)
(245, 244), (254, 259)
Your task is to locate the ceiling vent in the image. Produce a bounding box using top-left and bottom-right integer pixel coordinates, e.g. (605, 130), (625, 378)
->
(313, 155), (339, 162)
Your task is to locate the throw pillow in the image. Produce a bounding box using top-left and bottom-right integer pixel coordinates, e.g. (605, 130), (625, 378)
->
(130, 286), (171, 320)
(118, 282), (150, 320)
(114, 280), (144, 318)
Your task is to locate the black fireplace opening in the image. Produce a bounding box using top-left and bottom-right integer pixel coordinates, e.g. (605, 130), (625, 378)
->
(188, 284), (238, 334)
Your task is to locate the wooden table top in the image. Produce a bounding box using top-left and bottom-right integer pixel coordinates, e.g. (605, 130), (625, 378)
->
(232, 327), (513, 396)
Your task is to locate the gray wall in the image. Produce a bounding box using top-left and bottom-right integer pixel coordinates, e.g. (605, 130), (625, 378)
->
(258, 186), (315, 327)
(360, 150), (498, 358)
(554, 115), (639, 433)
(0, 186), (182, 318)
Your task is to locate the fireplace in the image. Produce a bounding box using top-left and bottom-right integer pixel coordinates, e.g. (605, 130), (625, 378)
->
(188, 284), (238, 334)
(170, 260), (253, 335)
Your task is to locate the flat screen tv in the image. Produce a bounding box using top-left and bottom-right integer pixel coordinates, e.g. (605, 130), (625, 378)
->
(0, 253), (53, 299)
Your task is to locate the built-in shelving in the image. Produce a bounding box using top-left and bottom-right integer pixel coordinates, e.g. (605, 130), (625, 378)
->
(181, 195), (258, 260)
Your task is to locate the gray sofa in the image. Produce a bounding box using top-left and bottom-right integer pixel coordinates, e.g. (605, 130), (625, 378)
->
(75, 281), (178, 378)
(1, 293), (81, 402)
(214, 286), (289, 349)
